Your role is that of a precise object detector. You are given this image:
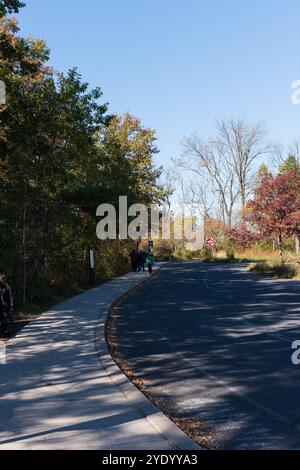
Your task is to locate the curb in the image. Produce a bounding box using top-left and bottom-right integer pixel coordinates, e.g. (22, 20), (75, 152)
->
(94, 265), (201, 451)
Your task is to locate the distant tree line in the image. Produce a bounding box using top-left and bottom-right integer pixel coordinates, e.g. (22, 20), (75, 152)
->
(172, 118), (300, 260)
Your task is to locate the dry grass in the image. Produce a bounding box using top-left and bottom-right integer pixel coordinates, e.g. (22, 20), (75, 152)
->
(211, 247), (277, 263)
(205, 248), (300, 280)
(235, 247), (278, 262)
(248, 260), (300, 279)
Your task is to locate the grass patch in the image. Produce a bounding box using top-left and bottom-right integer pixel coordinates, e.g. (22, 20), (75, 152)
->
(235, 247), (277, 262)
(248, 261), (299, 279)
(202, 248), (280, 264)
(16, 299), (63, 318)
(171, 247), (194, 261)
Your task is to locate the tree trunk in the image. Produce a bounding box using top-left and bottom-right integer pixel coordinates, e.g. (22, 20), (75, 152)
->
(278, 233), (284, 263)
(295, 232), (300, 255)
(22, 206), (27, 304)
(241, 189), (246, 221)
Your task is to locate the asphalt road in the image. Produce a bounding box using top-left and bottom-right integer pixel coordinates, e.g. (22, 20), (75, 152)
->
(114, 261), (300, 449)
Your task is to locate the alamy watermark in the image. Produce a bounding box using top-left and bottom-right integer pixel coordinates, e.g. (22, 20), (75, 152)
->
(96, 197), (204, 251)
(291, 80), (300, 104)
(0, 343), (6, 365)
(0, 80), (6, 106)
(291, 340), (300, 365)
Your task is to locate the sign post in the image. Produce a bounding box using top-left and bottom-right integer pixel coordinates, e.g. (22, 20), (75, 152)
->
(0, 81), (6, 107)
(88, 247), (95, 285)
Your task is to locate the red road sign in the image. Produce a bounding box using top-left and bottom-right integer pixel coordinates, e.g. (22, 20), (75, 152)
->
(206, 237), (215, 247)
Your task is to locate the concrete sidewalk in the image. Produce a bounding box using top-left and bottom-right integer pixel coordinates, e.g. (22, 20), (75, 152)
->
(0, 268), (199, 450)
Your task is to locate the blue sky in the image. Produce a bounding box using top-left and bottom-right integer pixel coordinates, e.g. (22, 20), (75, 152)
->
(17, 0), (300, 167)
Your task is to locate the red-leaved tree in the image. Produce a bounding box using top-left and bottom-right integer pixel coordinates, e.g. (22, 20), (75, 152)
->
(228, 220), (259, 248)
(249, 169), (300, 258)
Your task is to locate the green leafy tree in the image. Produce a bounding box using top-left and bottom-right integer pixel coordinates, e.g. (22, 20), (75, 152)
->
(101, 113), (165, 206)
(69, 113), (166, 217)
(279, 155), (300, 175)
(0, 0), (25, 17)
(0, 16), (166, 305)
(0, 17), (109, 302)
(257, 163), (270, 177)
(1, 65), (109, 300)
(0, 17), (52, 301)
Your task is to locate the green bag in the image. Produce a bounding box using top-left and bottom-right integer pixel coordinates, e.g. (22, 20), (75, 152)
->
(146, 254), (154, 265)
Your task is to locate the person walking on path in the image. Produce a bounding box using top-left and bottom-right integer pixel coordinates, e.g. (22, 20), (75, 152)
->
(137, 251), (145, 272)
(130, 249), (138, 272)
(0, 275), (14, 324)
(0, 299), (8, 335)
(146, 251), (155, 274)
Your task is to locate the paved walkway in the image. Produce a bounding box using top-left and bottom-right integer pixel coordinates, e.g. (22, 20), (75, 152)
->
(0, 268), (199, 450)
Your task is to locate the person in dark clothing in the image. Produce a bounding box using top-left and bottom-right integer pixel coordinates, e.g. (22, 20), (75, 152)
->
(0, 276), (13, 324)
(137, 251), (145, 272)
(130, 249), (138, 272)
(0, 299), (8, 334)
(143, 251), (147, 270)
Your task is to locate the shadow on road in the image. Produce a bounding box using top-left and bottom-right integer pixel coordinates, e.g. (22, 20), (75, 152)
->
(113, 262), (300, 449)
